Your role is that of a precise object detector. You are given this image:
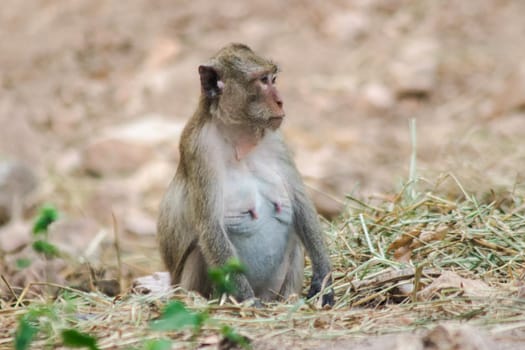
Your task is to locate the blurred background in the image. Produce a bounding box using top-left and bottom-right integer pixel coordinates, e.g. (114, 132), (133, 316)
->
(1, 0), (525, 288)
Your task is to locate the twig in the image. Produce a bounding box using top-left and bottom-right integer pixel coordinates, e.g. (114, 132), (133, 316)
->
(346, 195), (385, 212)
(351, 267), (441, 291)
(305, 183), (345, 205)
(0, 275), (17, 301)
(472, 238), (518, 255)
(408, 118), (418, 200)
(359, 213), (377, 257)
(412, 264), (424, 303)
(14, 283), (31, 308)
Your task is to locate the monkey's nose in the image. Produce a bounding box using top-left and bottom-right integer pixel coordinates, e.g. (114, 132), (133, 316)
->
(276, 99), (283, 108)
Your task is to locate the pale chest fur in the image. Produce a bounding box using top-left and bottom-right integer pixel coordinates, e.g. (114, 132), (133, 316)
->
(200, 123), (295, 293)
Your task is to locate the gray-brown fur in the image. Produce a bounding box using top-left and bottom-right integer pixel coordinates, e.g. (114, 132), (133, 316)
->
(157, 43), (333, 305)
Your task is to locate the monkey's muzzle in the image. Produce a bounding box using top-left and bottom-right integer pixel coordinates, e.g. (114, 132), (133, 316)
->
(269, 116), (284, 130)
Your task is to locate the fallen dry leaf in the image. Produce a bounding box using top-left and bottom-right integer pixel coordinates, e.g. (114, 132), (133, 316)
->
(417, 271), (493, 301)
(387, 229), (421, 252)
(390, 225), (450, 263)
(419, 225), (449, 243)
(313, 316), (331, 329)
(393, 245), (412, 263)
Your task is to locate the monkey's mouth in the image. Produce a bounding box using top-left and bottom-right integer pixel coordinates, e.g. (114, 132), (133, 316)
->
(269, 116), (285, 129)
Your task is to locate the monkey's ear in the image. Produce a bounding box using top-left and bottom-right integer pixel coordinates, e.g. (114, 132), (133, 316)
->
(198, 65), (223, 98)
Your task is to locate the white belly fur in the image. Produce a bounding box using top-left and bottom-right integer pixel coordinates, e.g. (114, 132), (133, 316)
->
(199, 123), (297, 298)
(223, 157), (294, 296)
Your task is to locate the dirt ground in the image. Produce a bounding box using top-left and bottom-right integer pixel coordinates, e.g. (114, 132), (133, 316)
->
(2, 0), (525, 200)
(1, 0), (525, 349)
(256, 329), (525, 350)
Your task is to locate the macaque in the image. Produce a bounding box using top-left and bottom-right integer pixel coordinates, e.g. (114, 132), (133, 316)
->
(157, 43), (333, 306)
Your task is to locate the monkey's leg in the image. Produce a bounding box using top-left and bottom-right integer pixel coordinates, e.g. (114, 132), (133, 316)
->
(179, 247), (212, 297)
(279, 244), (304, 299)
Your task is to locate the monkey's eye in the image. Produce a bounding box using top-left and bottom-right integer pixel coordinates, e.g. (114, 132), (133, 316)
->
(259, 74), (277, 85)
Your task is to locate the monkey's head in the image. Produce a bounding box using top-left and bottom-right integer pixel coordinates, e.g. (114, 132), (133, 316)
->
(198, 43), (285, 131)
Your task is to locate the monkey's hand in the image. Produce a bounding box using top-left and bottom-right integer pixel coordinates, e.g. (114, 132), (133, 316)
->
(231, 273), (257, 302)
(241, 297), (264, 308)
(307, 273), (335, 307)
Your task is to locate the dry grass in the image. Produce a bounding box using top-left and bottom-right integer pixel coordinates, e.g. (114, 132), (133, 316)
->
(1, 175), (525, 349)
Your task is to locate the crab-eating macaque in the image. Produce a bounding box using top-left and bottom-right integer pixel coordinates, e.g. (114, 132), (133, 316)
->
(157, 43), (334, 306)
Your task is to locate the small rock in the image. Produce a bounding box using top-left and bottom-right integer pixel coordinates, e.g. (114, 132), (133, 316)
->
(394, 334), (424, 350)
(102, 116), (184, 146)
(87, 180), (133, 224)
(0, 103), (46, 165)
(294, 146), (337, 181)
(0, 220), (31, 253)
(132, 272), (171, 294)
(144, 38), (180, 71)
(323, 11), (370, 43)
(55, 148), (82, 175)
(81, 117), (184, 177)
(362, 82), (395, 110)
(124, 207), (157, 236)
(128, 39), (181, 100)
(82, 138), (154, 176)
(421, 324), (492, 350)
(389, 38), (440, 97)
(0, 160), (38, 225)
(126, 160), (175, 194)
(3, 248), (67, 296)
(48, 218), (102, 258)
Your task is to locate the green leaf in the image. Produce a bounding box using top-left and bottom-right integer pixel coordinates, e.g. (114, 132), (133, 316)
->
(61, 329), (99, 350)
(143, 339), (172, 350)
(222, 258), (246, 274)
(16, 258), (32, 269)
(208, 258), (246, 296)
(221, 325), (251, 349)
(33, 205), (59, 234)
(32, 240), (60, 257)
(208, 268), (235, 295)
(15, 318), (38, 350)
(150, 301), (207, 332)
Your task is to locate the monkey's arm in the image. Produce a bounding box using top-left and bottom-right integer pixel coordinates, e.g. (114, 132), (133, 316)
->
(187, 149), (257, 301)
(282, 150), (334, 306)
(157, 181), (196, 284)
